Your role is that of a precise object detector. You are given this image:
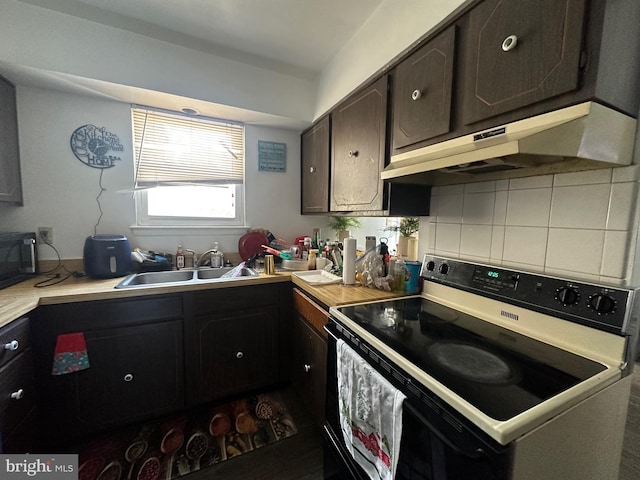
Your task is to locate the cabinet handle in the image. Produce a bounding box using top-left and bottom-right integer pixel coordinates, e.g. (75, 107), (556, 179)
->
(348, 150), (359, 158)
(124, 373), (134, 382)
(309, 166), (316, 173)
(236, 352), (244, 359)
(411, 89), (422, 101)
(10, 389), (24, 400)
(304, 364), (311, 373)
(3, 340), (19, 351)
(502, 35), (518, 52)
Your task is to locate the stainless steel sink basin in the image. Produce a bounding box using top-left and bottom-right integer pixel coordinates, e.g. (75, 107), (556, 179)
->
(115, 267), (259, 288)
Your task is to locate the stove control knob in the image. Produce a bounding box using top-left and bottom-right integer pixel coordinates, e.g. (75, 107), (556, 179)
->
(426, 260), (436, 272)
(588, 294), (617, 315)
(439, 263), (449, 275)
(555, 286), (580, 306)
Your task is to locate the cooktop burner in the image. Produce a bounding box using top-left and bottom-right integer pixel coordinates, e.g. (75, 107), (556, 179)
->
(428, 341), (518, 385)
(336, 297), (606, 420)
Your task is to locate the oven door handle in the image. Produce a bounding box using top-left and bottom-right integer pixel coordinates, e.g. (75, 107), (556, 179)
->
(404, 402), (486, 460)
(326, 321), (487, 461)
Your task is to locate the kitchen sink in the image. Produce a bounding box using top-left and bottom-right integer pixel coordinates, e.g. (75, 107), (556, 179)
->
(114, 266), (259, 288)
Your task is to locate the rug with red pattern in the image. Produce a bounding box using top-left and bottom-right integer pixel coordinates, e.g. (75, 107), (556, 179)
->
(77, 392), (297, 480)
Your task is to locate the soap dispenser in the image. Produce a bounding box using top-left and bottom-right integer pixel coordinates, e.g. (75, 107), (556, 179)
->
(211, 241), (224, 268)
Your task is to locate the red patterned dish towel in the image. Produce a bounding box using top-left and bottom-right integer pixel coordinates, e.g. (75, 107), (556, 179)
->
(51, 333), (90, 375)
(337, 339), (406, 480)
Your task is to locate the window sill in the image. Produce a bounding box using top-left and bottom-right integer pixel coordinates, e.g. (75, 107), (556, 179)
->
(130, 225), (251, 237)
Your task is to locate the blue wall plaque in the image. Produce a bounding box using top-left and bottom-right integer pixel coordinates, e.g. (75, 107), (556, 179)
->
(258, 140), (286, 172)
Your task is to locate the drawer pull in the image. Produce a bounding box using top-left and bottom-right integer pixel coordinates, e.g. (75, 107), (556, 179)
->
(304, 364), (311, 373)
(236, 351), (244, 359)
(124, 373), (134, 382)
(348, 150), (359, 158)
(502, 35), (518, 52)
(10, 389), (24, 400)
(4, 340), (19, 351)
(411, 89), (422, 101)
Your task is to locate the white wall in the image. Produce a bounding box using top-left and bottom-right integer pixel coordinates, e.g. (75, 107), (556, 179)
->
(0, 86), (327, 260)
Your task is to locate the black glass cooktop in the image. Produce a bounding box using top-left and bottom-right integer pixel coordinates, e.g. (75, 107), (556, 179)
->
(335, 297), (606, 421)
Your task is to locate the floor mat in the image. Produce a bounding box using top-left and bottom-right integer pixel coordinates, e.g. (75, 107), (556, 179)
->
(78, 392), (298, 480)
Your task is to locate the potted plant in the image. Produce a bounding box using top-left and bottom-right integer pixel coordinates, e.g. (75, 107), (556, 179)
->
(385, 217), (419, 260)
(328, 216), (361, 242)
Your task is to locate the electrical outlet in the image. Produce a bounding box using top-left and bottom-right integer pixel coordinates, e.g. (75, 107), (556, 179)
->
(38, 227), (53, 244)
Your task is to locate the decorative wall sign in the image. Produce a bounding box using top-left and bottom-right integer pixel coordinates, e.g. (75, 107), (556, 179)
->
(70, 124), (124, 169)
(258, 140), (286, 172)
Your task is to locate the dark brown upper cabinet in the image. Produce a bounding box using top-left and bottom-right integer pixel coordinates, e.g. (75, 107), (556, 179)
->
(392, 25), (456, 150)
(331, 76), (388, 212)
(0, 75), (23, 205)
(301, 116), (330, 213)
(462, 0), (586, 125)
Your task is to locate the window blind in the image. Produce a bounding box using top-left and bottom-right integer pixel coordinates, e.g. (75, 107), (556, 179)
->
(132, 108), (244, 186)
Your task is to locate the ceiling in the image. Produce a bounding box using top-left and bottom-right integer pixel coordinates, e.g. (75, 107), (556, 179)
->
(3, 0), (385, 128)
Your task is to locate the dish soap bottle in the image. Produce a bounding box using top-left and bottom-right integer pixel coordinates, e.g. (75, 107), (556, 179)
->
(211, 241), (224, 268)
(176, 245), (185, 270)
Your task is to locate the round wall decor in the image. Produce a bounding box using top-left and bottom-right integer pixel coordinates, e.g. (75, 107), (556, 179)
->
(70, 124), (124, 169)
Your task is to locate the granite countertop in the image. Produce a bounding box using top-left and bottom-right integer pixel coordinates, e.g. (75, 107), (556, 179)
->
(0, 269), (407, 329)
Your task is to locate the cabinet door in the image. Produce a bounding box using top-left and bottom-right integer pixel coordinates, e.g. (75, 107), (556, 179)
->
(36, 320), (184, 441)
(462, 0), (586, 125)
(301, 116), (330, 213)
(188, 307), (280, 405)
(331, 76), (388, 212)
(0, 75), (22, 205)
(291, 315), (327, 426)
(392, 25), (456, 150)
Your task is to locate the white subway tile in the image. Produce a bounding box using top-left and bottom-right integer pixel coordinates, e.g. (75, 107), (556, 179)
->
(434, 184), (464, 196)
(549, 184), (610, 229)
(509, 175), (553, 190)
(460, 225), (492, 258)
(462, 192), (495, 225)
(502, 259), (546, 273)
(606, 182), (637, 231)
(601, 231), (629, 279)
(496, 179), (509, 191)
(546, 229), (604, 275)
(506, 188), (552, 227)
(612, 164), (640, 183)
(436, 194), (463, 223)
(503, 226), (548, 267)
(464, 181), (496, 194)
(490, 225), (505, 260)
(553, 168), (612, 187)
(493, 191), (508, 225)
(544, 267), (601, 283)
(434, 224), (461, 254)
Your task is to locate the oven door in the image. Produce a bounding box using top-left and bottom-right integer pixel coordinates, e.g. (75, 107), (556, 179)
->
(324, 319), (510, 480)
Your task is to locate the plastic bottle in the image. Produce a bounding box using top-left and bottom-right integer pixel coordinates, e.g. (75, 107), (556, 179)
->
(210, 241), (224, 268)
(308, 250), (317, 270)
(394, 256), (406, 292)
(176, 245), (185, 270)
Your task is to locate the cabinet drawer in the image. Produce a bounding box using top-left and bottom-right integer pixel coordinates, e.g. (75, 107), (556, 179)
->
(293, 288), (328, 338)
(0, 348), (36, 441)
(190, 283), (280, 314)
(37, 295), (183, 331)
(0, 316), (30, 368)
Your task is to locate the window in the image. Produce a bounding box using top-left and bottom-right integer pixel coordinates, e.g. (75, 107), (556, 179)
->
(132, 107), (245, 226)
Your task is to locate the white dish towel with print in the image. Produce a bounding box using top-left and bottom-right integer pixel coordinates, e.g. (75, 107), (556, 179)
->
(337, 339), (406, 480)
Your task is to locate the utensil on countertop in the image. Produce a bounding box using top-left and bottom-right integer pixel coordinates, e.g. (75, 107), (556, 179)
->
(261, 245), (292, 260)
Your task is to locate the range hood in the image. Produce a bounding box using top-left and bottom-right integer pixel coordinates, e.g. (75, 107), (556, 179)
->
(382, 102), (637, 184)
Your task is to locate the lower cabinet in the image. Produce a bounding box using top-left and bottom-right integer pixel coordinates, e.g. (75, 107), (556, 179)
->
(291, 288), (328, 426)
(32, 295), (185, 443)
(0, 316), (39, 453)
(184, 283), (288, 406)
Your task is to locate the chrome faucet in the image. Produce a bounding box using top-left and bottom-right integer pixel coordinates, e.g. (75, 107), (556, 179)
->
(195, 248), (217, 267)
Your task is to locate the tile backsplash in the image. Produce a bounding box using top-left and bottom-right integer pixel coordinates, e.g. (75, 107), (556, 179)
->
(421, 166), (640, 284)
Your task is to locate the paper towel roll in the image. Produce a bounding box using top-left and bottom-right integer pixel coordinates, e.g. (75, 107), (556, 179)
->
(342, 237), (357, 285)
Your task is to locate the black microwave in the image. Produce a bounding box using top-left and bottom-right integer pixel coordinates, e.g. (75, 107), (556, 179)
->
(0, 232), (37, 290)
